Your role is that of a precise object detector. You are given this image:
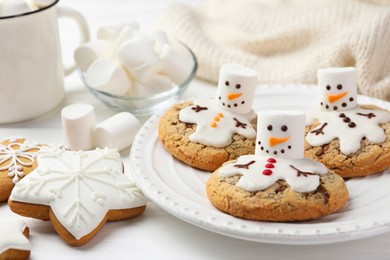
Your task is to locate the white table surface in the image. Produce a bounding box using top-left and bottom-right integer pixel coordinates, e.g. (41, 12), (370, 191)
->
(1, 0), (390, 259)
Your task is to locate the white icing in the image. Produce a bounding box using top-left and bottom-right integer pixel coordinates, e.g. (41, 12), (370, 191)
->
(317, 67), (358, 111)
(0, 138), (42, 183)
(306, 106), (390, 155)
(0, 219), (31, 254)
(10, 148), (147, 241)
(219, 154), (328, 193)
(179, 99), (256, 147)
(256, 111), (305, 159)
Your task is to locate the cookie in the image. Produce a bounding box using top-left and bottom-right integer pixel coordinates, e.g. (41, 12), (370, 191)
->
(159, 101), (257, 171)
(9, 148), (147, 246)
(206, 111), (348, 221)
(159, 64), (258, 172)
(304, 68), (390, 178)
(0, 137), (44, 203)
(0, 219), (31, 260)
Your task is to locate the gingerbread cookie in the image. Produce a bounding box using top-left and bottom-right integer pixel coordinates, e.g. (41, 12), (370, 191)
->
(0, 219), (31, 260)
(0, 137), (45, 203)
(159, 64), (258, 172)
(207, 111), (348, 221)
(304, 67), (390, 178)
(9, 148), (147, 246)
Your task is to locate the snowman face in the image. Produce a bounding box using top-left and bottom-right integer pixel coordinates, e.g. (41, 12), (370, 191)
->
(317, 67), (358, 111)
(216, 63), (257, 114)
(256, 111), (304, 159)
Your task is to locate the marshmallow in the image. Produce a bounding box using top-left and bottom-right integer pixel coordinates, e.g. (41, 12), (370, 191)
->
(115, 37), (161, 83)
(97, 22), (140, 43)
(0, 0), (37, 17)
(216, 63), (257, 114)
(94, 112), (141, 151)
(317, 67), (358, 111)
(61, 103), (95, 151)
(256, 111), (305, 160)
(128, 74), (173, 96)
(112, 26), (140, 54)
(159, 43), (193, 85)
(74, 40), (112, 72)
(86, 58), (132, 96)
(25, 0), (52, 9)
(152, 31), (170, 54)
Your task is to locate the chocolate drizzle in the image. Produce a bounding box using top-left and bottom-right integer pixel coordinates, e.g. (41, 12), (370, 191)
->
(234, 160), (255, 169)
(310, 122), (328, 135)
(356, 112), (376, 119)
(191, 105), (208, 113)
(289, 165), (317, 177)
(233, 118), (247, 129)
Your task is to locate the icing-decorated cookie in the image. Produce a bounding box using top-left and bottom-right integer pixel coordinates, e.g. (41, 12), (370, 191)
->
(158, 64), (258, 172)
(0, 219), (31, 260)
(9, 148), (147, 246)
(0, 137), (45, 202)
(206, 111), (348, 222)
(305, 67), (390, 178)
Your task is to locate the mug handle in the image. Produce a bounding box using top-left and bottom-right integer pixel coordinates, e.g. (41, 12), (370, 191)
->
(57, 6), (90, 76)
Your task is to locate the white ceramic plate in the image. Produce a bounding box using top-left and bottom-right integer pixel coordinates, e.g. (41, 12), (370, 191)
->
(130, 84), (390, 245)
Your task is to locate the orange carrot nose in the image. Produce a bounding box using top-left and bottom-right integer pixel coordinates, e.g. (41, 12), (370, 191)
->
(328, 92), (348, 103)
(227, 93), (243, 100)
(269, 136), (289, 147)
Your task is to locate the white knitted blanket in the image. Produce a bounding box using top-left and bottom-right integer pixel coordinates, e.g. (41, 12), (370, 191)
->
(154, 0), (390, 100)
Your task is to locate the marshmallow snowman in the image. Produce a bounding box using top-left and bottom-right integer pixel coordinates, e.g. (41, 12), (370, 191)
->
(216, 63), (257, 114)
(317, 67), (358, 111)
(256, 111), (305, 159)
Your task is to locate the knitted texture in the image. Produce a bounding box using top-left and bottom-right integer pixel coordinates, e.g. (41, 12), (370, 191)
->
(154, 0), (390, 100)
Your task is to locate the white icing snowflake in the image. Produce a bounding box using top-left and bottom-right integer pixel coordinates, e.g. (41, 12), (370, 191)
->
(219, 155), (328, 193)
(0, 219), (31, 254)
(306, 106), (390, 155)
(10, 148), (146, 240)
(0, 138), (42, 183)
(179, 99), (256, 147)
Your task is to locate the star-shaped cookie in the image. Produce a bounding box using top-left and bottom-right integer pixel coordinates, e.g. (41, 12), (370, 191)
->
(9, 148), (147, 246)
(0, 219), (31, 260)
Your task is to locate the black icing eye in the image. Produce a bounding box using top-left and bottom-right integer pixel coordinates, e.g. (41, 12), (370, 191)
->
(225, 81), (229, 86)
(281, 125), (288, 132)
(267, 125), (273, 131)
(337, 84), (342, 90)
(235, 84), (241, 89)
(326, 85), (331, 91)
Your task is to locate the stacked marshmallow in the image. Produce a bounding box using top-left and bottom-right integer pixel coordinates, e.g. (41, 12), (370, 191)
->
(61, 103), (141, 152)
(0, 0), (51, 16)
(74, 23), (193, 97)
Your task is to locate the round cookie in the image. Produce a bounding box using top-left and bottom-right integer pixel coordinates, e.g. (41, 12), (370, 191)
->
(305, 104), (390, 178)
(0, 219), (31, 260)
(207, 160), (348, 222)
(0, 138), (44, 203)
(158, 101), (257, 172)
(9, 148), (147, 246)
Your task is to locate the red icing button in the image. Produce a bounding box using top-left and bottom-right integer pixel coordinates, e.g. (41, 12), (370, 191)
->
(267, 158), (277, 163)
(262, 169), (273, 176)
(265, 163), (274, 168)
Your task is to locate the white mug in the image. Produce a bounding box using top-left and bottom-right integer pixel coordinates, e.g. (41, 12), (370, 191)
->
(0, 0), (89, 123)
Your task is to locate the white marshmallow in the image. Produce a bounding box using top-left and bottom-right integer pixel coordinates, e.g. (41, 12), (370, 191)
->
(94, 112), (141, 151)
(115, 37), (161, 83)
(0, 0), (37, 17)
(216, 63), (257, 114)
(97, 22), (140, 42)
(151, 31), (170, 54)
(112, 26), (140, 54)
(128, 74), (173, 97)
(25, 0), (52, 9)
(86, 58), (132, 96)
(74, 40), (112, 72)
(256, 111), (305, 160)
(61, 103), (95, 151)
(317, 67), (358, 111)
(159, 43), (193, 85)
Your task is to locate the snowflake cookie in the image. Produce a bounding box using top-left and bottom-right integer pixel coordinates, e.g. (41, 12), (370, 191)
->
(0, 137), (46, 202)
(9, 148), (147, 246)
(0, 219), (31, 260)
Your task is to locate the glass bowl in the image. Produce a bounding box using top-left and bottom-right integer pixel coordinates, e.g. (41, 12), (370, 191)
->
(79, 41), (198, 117)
